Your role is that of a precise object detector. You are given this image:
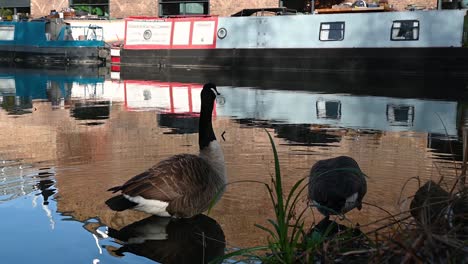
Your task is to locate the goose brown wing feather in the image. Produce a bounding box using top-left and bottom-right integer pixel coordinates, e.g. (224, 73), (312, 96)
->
(119, 154), (215, 203)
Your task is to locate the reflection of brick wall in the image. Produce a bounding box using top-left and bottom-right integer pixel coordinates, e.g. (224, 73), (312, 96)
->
(31, 0), (69, 18)
(210, 0), (279, 17)
(111, 0), (159, 18)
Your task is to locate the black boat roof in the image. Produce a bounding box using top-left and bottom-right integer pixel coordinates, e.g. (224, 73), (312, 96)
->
(231, 7), (299, 17)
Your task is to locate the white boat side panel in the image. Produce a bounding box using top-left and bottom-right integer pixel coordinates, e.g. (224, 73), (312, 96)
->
(216, 87), (457, 136)
(173, 22), (191, 45)
(192, 21), (216, 45)
(216, 10), (466, 48)
(126, 21), (172, 46)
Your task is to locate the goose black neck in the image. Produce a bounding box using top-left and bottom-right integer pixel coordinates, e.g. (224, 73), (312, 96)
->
(199, 99), (216, 150)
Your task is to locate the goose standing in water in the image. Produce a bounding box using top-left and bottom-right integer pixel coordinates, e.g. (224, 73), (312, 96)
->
(106, 83), (226, 218)
(308, 156), (367, 218)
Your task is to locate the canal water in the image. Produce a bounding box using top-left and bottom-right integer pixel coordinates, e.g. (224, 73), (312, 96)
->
(0, 66), (466, 264)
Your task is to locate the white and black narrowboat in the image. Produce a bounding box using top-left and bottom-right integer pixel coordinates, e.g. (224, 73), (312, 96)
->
(120, 8), (468, 75)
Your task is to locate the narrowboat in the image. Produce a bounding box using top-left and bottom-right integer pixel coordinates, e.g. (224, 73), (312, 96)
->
(119, 8), (468, 75)
(0, 18), (109, 66)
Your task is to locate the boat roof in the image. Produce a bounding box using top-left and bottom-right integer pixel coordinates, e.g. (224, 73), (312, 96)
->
(231, 7), (299, 17)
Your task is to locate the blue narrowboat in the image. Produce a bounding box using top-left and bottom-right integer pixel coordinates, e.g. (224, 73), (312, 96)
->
(0, 18), (109, 66)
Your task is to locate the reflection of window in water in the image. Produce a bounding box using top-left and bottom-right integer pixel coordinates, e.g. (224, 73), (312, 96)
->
(316, 99), (341, 120)
(386, 104), (414, 126)
(391, 20), (419, 41)
(427, 133), (463, 161)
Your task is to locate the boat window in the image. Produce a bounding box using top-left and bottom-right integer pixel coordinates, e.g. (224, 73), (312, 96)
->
(319, 22), (345, 41)
(159, 0), (209, 16)
(391, 20), (419, 41)
(0, 26), (15, 41)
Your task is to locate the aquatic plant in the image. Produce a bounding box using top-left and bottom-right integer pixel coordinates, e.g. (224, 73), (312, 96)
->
(211, 128), (468, 263)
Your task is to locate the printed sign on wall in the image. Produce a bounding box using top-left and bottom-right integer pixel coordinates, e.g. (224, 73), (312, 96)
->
(192, 21), (215, 45)
(126, 20), (172, 45)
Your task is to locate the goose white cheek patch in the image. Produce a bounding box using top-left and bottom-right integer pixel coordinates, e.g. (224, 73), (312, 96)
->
(210, 88), (218, 96)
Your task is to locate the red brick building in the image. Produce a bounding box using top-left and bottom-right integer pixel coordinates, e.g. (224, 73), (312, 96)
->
(0, 0), (448, 19)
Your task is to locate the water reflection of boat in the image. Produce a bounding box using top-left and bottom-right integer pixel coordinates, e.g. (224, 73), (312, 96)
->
(0, 67), (105, 97)
(218, 87), (458, 136)
(121, 81), (203, 113)
(2, 71), (460, 137)
(121, 81), (458, 136)
(120, 68), (468, 101)
(0, 66), (106, 115)
(74, 78), (459, 136)
(107, 214), (225, 264)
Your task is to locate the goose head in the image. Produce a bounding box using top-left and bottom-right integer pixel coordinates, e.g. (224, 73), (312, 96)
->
(308, 156), (367, 217)
(199, 82), (220, 150)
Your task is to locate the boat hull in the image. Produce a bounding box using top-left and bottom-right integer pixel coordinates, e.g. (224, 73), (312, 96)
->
(120, 47), (468, 75)
(0, 46), (107, 66)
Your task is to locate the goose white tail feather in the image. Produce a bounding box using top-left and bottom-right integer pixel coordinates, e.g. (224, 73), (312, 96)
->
(124, 195), (170, 217)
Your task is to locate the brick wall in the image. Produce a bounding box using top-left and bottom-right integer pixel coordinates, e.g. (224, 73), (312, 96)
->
(210, 0), (279, 17)
(30, 0), (441, 20)
(31, 0), (69, 18)
(110, 0), (159, 18)
(388, 0), (438, 10)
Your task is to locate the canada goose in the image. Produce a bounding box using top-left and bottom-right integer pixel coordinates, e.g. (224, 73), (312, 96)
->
(410, 180), (450, 226)
(410, 180), (467, 230)
(106, 214), (225, 264)
(308, 156), (367, 217)
(106, 83), (226, 218)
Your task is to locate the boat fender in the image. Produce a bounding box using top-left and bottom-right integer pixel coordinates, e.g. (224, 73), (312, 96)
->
(99, 49), (109, 59)
(352, 0), (367, 7)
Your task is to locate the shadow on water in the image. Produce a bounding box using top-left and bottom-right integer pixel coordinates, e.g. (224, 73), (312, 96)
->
(236, 119), (343, 147)
(106, 214), (226, 264)
(158, 113), (199, 134)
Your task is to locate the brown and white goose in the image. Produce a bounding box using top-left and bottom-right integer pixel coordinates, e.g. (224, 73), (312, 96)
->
(106, 83), (226, 218)
(308, 156), (367, 218)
